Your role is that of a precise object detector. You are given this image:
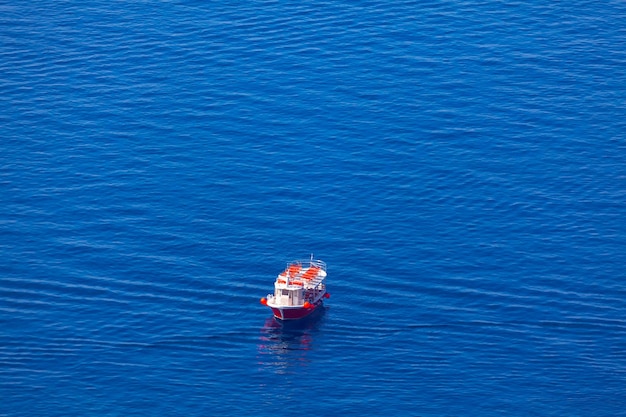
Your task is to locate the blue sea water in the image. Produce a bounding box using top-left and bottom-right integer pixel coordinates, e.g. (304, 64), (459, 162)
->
(1, 0), (626, 415)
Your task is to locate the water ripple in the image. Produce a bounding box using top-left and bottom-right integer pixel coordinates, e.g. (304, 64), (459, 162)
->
(2, 0), (626, 416)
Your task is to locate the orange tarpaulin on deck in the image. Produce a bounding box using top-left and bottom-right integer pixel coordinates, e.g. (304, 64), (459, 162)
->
(302, 267), (320, 280)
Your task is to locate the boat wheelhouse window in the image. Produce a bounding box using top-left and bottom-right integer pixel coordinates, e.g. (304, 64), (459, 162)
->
(282, 289), (290, 296)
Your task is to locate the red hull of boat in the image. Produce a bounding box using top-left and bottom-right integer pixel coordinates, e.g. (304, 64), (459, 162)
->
(270, 302), (321, 320)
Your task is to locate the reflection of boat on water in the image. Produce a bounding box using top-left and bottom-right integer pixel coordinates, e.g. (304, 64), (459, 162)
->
(260, 256), (330, 320)
(257, 308), (326, 373)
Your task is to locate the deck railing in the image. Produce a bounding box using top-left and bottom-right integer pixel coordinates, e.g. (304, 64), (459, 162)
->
(288, 258), (326, 272)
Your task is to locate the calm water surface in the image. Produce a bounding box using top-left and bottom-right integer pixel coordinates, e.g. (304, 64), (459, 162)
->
(1, 1), (626, 416)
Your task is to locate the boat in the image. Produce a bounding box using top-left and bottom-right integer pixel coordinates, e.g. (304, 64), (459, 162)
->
(260, 256), (329, 320)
